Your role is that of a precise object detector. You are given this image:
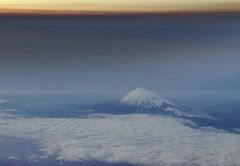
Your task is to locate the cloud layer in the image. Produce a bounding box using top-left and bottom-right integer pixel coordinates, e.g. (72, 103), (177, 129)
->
(0, 113), (240, 166)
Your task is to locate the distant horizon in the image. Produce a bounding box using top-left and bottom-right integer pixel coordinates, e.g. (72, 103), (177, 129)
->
(1, 0), (240, 15)
(0, 9), (240, 16)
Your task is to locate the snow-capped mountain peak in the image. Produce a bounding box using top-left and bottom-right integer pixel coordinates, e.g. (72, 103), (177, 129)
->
(119, 88), (211, 119)
(120, 88), (171, 108)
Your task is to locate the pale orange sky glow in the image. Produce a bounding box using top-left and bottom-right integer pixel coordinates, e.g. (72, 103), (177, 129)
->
(0, 0), (240, 14)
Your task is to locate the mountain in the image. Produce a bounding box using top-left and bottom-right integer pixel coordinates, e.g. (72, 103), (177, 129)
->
(120, 88), (172, 108)
(28, 87), (215, 129)
(119, 88), (191, 117)
(77, 88), (211, 119)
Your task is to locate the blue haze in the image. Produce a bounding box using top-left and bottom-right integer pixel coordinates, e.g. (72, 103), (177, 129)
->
(0, 14), (239, 94)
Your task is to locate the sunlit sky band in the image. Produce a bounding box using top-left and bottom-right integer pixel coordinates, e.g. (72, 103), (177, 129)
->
(0, 0), (240, 14)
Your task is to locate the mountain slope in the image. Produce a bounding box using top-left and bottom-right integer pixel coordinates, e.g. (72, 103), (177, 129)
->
(119, 88), (211, 118)
(120, 88), (173, 108)
(71, 88), (212, 119)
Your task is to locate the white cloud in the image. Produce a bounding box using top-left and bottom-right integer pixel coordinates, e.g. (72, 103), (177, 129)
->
(0, 99), (10, 104)
(0, 108), (19, 113)
(0, 112), (19, 119)
(8, 156), (19, 160)
(0, 113), (240, 166)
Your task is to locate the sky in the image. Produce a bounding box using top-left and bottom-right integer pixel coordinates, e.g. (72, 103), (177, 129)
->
(0, 14), (239, 94)
(0, 0), (240, 14)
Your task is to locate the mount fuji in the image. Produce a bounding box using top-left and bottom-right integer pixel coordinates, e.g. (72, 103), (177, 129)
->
(78, 88), (211, 119)
(119, 88), (186, 116)
(120, 88), (173, 108)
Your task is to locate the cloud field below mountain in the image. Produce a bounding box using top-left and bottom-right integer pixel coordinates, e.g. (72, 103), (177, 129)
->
(0, 113), (240, 166)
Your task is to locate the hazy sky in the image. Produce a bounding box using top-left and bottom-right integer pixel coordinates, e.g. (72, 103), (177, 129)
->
(0, 0), (240, 13)
(0, 14), (240, 94)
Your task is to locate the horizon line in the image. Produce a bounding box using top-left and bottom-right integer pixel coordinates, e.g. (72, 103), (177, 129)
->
(0, 9), (240, 17)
